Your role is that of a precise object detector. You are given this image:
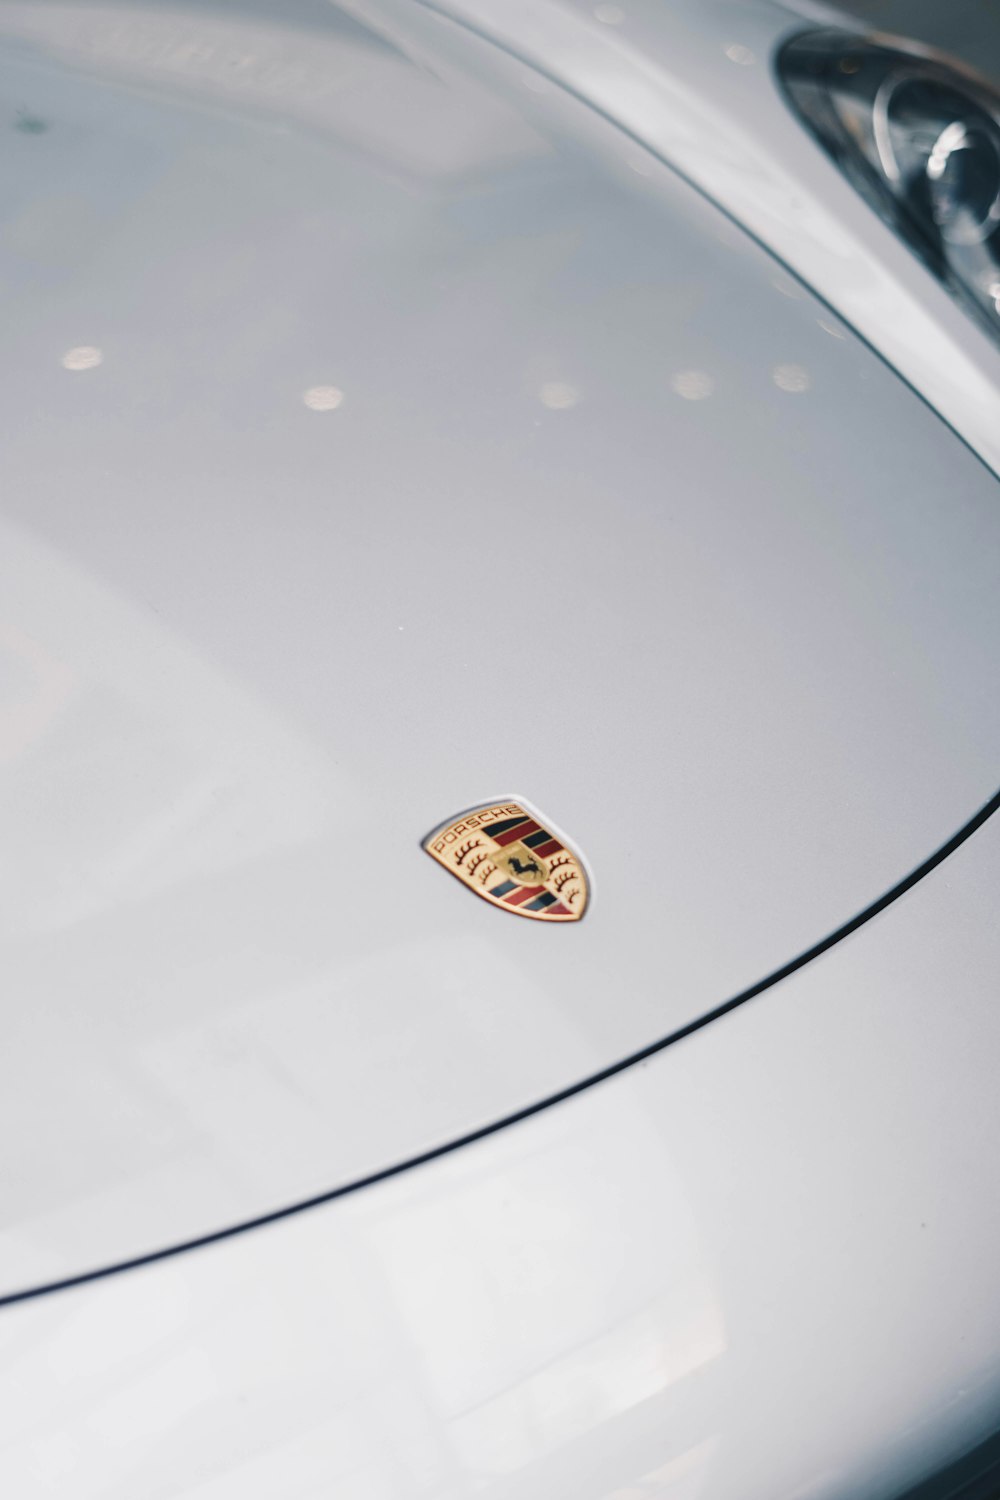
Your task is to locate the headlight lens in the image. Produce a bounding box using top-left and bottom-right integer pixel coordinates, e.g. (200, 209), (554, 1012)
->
(779, 30), (1000, 339)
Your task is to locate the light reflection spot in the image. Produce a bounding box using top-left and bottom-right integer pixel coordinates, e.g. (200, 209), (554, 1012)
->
(725, 44), (756, 66)
(539, 382), (580, 410)
(818, 318), (846, 340)
(303, 385), (344, 412)
(771, 275), (805, 300)
(772, 363), (810, 393)
(671, 370), (714, 401)
(594, 3), (625, 24)
(626, 153), (654, 177)
(61, 346), (102, 372)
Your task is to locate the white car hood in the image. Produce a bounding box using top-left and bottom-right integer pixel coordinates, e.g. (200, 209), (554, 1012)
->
(2, 0), (1000, 1292)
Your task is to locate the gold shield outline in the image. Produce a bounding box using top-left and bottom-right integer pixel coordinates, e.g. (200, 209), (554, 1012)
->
(422, 798), (589, 922)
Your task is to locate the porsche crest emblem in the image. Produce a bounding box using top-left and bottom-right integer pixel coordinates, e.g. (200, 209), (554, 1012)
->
(423, 801), (588, 921)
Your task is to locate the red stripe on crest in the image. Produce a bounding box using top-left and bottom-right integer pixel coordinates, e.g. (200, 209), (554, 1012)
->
(530, 838), (562, 860)
(493, 820), (540, 847)
(503, 884), (545, 906)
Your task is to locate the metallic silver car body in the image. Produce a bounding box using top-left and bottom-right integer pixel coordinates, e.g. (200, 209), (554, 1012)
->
(3, 8), (1000, 1498)
(428, 0), (1000, 477)
(2, 0), (1000, 1285)
(3, 720), (1000, 1500)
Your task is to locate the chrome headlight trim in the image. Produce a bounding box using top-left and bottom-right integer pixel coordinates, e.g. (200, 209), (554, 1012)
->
(779, 29), (1000, 344)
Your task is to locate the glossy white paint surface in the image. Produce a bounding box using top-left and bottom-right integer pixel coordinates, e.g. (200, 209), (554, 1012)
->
(3, 800), (1000, 1499)
(2, 0), (1000, 1288)
(423, 0), (1000, 477)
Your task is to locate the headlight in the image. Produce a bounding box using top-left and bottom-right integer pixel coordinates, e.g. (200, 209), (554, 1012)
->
(779, 30), (1000, 342)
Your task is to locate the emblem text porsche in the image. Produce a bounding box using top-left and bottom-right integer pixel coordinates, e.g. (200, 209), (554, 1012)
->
(423, 801), (588, 921)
